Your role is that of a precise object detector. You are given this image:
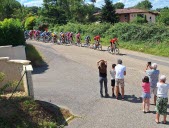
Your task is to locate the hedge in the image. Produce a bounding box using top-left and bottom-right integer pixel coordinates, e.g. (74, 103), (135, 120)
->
(0, 18), (25, 46)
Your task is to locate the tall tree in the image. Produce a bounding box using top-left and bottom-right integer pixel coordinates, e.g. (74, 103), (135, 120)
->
(100, 0), (118, 24)
(0, 0), (21, 20)
(158, 8), (169, 25)
(135, 0), (152, 10)
(114, 2), (125, 9)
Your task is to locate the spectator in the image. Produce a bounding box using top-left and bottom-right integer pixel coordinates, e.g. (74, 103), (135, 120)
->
(97, 60), (109, 98)
(115, 59), (126, 100)
(141, 76), (151, 113)
(155, 75), (169, 124)
(110, 64), (116, 97)
(146, 63), (159, 105)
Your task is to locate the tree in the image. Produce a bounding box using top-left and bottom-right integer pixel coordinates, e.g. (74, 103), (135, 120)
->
(100, 0), (118, 24)
(135, 0), (152, 10)
(114, 2), (124, 9)
(0, 0), (21, 20)
(158, 8), (169, 25)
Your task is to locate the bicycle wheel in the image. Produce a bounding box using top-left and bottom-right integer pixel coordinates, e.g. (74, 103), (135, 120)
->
(115, 48), (120, 55)
(98, 44), (102, 51)
(107, 46), (112, 53)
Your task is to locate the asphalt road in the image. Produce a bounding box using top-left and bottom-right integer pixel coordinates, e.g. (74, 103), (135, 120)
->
(29, 40), (169, 128)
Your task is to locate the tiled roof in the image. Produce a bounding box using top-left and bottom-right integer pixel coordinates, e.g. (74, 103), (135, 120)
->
(93, 8), (159, 16)
(116, 8), (158, 15)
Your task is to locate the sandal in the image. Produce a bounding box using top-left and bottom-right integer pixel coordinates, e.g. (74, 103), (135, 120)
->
(161, 121), (166, 124)
(155, 120), (159, 124)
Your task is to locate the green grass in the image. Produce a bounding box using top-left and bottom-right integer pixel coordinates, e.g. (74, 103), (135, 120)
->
(25, 44), (45, 67)
(118, 41), (169, 57)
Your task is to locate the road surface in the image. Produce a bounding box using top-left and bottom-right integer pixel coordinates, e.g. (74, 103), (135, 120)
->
(29, 41), (169, 128)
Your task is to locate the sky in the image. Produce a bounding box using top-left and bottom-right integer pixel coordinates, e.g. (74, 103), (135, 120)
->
(16, 0), (169, 9)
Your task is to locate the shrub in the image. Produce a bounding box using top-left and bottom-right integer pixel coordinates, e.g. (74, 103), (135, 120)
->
(24, 16), (36, 30)
(0, 18), (25, 46)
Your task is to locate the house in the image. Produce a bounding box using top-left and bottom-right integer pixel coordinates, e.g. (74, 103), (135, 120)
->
(93, 8), (159, 23)
(116, 8), (158, 23)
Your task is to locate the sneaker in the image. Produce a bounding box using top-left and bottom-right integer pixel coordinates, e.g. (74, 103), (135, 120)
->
(105, 94), (109, 98)
(112, 93), (115, 97)
(118, 93), (121, 96)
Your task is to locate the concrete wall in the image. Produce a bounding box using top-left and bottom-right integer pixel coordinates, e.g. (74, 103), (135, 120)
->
(0, 45), (26, 60)
(0, 57), (30, 92)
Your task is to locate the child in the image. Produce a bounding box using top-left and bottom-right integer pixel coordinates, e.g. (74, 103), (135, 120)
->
(141, 76), (151, 113)
(110, 64), (116, 97)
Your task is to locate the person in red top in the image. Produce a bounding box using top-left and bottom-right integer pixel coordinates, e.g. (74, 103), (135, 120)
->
(76, 32), (81, 44)
(110, 38), (118, 52)
(141, 76), (151, 113)
(94, 35), (101, 48)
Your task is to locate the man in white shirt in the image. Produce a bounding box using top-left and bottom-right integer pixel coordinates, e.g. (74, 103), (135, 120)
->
(115, 59), (126, 100)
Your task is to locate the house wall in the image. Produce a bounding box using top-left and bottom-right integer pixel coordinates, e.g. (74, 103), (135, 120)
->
(119, 14), (130, 22)
(129, 12), (156, 23)
(0, 45), (26, 60)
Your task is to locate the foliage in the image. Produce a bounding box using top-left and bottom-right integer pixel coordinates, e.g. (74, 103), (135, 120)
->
(114, 2), (125, 9)
(0, 18), (25, 46)
(131, 14), (148, 24)
(25, 44), (44, 67)
(158, 8), (169, 25)
(24, 16), (36, 30)
(100, 0), (118, 24)
(0, 72), (5, 83)
(135, 0), (152, 10)
(0, 0), (21, 21)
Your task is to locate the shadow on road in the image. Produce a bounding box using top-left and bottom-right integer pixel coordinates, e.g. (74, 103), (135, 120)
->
(124, 95), (142, 103)
(32, 62), (49, 74)
(36, 100), (69, 126)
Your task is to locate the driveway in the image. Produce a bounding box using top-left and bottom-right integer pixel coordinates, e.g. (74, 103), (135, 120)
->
(29, 41), (169, 128)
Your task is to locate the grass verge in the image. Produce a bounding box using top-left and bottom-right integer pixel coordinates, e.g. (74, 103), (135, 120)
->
(25, 44), (45, 67)
(0, 96), (74, 128)
(119, 41), (169, 57)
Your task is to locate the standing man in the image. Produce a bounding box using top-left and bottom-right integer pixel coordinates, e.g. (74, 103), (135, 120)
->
(146, 63), (159, 105)
(115, 59), (126, 100)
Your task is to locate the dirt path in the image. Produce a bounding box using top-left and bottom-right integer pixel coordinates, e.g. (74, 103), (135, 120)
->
(29, 41), (169, 128)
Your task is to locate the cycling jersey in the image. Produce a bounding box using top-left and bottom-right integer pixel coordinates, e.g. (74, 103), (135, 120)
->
(94, 35), (100, 41)
(110, 38), (118, 44)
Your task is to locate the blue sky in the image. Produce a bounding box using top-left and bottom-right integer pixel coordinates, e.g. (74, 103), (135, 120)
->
(17, 0), (169, 9)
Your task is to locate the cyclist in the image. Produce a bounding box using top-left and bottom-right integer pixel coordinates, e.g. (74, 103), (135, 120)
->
(52, 32), (57, 43)
(68, 32), (74, 44)
(76, 32), (81, 44)
(110, 38), (118, 53)
(29, 30), (34, 39)
(94, 35), (101, 48)
(85, 35), (91, 46)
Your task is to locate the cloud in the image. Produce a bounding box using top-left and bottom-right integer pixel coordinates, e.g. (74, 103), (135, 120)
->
(17, 0), (43, 7)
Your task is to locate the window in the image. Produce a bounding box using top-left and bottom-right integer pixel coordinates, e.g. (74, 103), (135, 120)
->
(125, 15), (128, 19)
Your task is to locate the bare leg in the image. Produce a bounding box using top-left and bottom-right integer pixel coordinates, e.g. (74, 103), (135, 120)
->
(112, 87), (114, 95)
(156, 113), (160, 123)
(163, 115), (167, 123)
(142, 99), (146, 111)
(154, 95), (157, 105)
(121, 87), (124, 98)
(116, 86), (119, 99)
(146, 98), (150, 112)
